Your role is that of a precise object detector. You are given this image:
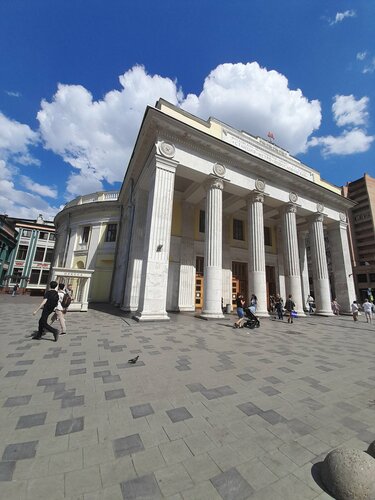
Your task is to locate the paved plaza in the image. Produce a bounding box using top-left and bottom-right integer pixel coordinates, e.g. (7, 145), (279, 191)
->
(0, 295), (375, 499)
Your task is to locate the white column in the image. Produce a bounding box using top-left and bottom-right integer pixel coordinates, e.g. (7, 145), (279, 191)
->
(309, 213), (333, 315)
(276, 227), (286, 298)
(298, 229), (310, 311)
(122, 189), (148, 312)
(222, 215), (232, 312)
(112, 203), (133, 306)
(327, 218), (356, 314)
(136, 156), (177, 321)
(178, 202), (195, 311)
(201, 177), (224, 319)
(282, 204), (304, 315)
(247, 192), (268, 316)
(87, 224), (101, 269)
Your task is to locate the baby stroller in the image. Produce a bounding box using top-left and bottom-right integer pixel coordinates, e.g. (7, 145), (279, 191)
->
(243, 307), (260, 329)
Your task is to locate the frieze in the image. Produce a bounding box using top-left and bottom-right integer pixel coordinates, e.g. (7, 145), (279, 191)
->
(222, 129), (314, 181)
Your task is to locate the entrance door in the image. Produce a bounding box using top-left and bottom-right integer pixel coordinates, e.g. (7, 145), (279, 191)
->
(195, 256), (204, 309)
(266, 266), (276, 310)
(232, 262), (248, 307)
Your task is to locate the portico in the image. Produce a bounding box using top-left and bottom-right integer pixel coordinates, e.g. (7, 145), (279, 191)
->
(112, 99), (356, 321)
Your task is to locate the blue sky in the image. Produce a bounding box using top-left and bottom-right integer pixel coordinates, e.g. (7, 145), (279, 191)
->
(0, 0), (374, 219)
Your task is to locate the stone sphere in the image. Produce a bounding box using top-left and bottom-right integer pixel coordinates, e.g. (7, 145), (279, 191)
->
(367, 441), (375, 458)
(320, 447), (375, 500)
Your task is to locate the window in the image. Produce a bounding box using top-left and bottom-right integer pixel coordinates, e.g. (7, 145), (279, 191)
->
(264, 227), (272, 246)
(105, 223), (117, 242)
(199, 210), (205, 233)
(82, 226), (90, 244)
(16, 245), (28, 260)
(370, 274), (375, 282)
(34, 247), (45, 262)
(39, 231), (48, 240)
(12, 268), (23, 282)
(29, 269), (40, 284)
(49, 233), (56, 241)
(196, 256), (204, 275)
(233, 219), (244, 240)
(22, 229), (31, 238)
(40, 270), (49, 285)
(357, 274), (368, 283)
(44, 248), (54, 263)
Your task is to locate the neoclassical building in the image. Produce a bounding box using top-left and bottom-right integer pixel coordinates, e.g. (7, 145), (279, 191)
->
(109, 99), (356, 320)
(52, 191), (120, 310)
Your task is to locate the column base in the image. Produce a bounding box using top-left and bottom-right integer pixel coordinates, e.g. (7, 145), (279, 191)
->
(133, 312), (170, 322)
(253, 309), (269, 318)
(199, 311), (225, 320)
(178, 306), (195, 312)
(315, 310), (334, 316)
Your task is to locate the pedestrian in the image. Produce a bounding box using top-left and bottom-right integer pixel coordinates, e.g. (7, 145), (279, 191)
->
(49, 283), (67, 335)
(306, 294), (315, 314)
(285, 294), (296, 324)
(12, 284), (19, 296)
(32, 281), (59, 341)
(362, 299), (372, 323)
(234, 293), (245, 328)
(275, 294), (284, 320)
(351, 300), (359, 321)
(249, 294), (258, 314)
(331, 298), (341, 316)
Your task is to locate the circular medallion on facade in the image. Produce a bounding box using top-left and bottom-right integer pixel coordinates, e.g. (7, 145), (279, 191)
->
(317, 203), (324, 213)
(339, 212), (347, 222)
(255, 178), (266, 192)
(289, 192), (298, 203)
(159, 141), (176, 158)
(213, 163), (226, 177)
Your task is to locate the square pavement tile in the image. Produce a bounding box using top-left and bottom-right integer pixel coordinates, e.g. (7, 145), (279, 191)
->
(166, 407), (193, 423)
(186, 383), (206, 392)
(102, 374), (121, 383)
(55, 416), (84, 436)
(113, 433), (145, 458)
(105, 388), (125, 400)
(16, 412), (47, 429)
(69, 368), (86, 375)
(237, 373), (256, 381)
(210, 467), (254, 500)
(5, 370), (27, 377)
(130, 403), (154, 419)
(2, 441), (38, 461)
(0, 461), (16, 481)
(37, 377), (59, 386)
(237, 401), (261, 416)
(120, 473), (162, 499)
(61, 395), (84, 409)
(3, 395), (31, 407)
(259, 386), (281, 396)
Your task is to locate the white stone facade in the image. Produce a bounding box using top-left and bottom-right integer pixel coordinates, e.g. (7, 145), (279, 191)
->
(110, 100), (356, 320)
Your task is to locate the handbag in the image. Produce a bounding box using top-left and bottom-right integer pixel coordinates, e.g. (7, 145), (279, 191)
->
(291, 310), (297, 318)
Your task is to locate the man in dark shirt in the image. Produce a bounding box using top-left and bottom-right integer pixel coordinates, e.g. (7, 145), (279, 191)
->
(33, 281), (59, 341)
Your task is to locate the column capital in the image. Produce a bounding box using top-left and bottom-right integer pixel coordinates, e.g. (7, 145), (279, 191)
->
(154, 154), (178, 173)
(284, 203), (297, 214)
(309, 212), (325, 223)
(247, 191), (264, 204)
(204, 176), (224, 191)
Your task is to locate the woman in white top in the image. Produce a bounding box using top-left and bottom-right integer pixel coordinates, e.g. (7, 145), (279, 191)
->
(50, 283), (67, 334)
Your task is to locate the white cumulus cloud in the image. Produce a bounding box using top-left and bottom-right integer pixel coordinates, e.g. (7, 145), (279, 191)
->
(330, 10), (356, 25)
(19, 175), (58, 198)
(0, 112), (39, 165)
(181, 62), (321, 154)
(308, 129), (374, 156)
(37, 63), (322, 198)
(332, 95), (369, 127)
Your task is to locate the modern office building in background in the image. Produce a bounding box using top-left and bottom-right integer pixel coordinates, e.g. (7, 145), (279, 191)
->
(343, 173), (375, 301)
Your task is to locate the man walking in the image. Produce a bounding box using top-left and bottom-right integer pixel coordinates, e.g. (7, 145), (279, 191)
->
(32, 281), (59, 341)
(285, 294), (296, 324)
(50, 283), (67, 335)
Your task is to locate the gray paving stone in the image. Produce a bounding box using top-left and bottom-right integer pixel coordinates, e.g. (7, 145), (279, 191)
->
(16, 412), (47, 429)
(5, 369), (27, 377)
(61, 395), (84, 408)
(130, 403), (154, 419)
(113, 434), (144, 458)
(55, 416), (84, 436)
(210, 467), (254, 500)
(105, 388), (125, 400)
(37, 377), (59, 386)
(166, 407), (193, 423)
(69, 368), (87, 375)
(2, 440), (38, 460)
(120, 473), (162, 499)
(0, 460), (16, 481)
(237, 401), (261, 416)
(3, 395), (32, 407)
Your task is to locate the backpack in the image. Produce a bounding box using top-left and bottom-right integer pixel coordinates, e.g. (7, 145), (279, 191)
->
(61, 292), (72, 310)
